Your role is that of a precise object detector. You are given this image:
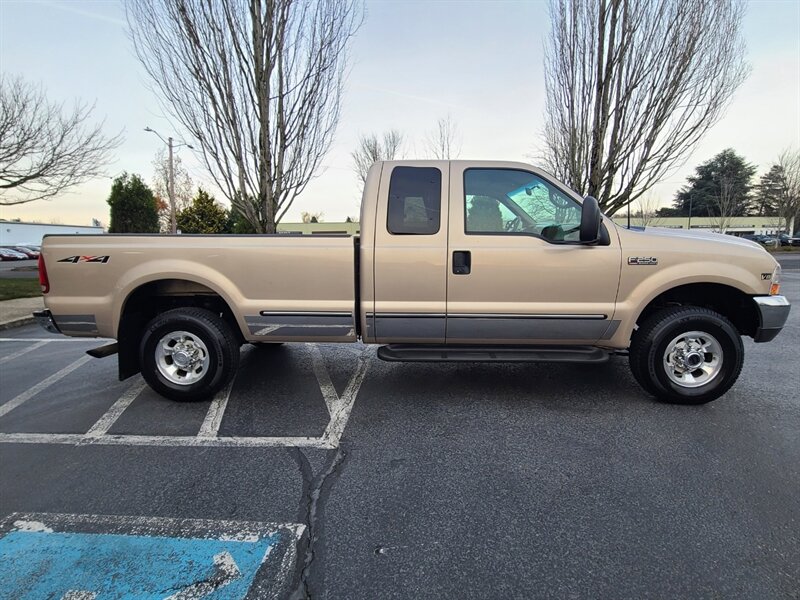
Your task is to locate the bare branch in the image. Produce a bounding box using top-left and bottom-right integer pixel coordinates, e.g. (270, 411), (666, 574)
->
(151, 148), (194, 233)
(0, 74), (122, 205)
(539, 0), (749, 215)
(425, 115), (461, 160)
(127, 0), (363, 233)
(350, 129), (404, 185)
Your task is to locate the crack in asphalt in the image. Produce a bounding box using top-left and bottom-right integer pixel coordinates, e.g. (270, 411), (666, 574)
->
(288, 446), (348, 600)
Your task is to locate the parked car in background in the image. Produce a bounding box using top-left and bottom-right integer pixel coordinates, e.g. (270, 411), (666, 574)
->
(742, 234), (773, 245)
(0, 247), (28, 261)
(767, 233), (800, 247)
(3, 246), (40, 258)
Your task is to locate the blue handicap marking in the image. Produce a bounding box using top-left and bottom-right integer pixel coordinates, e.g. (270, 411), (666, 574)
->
(0, 513), (305, 600)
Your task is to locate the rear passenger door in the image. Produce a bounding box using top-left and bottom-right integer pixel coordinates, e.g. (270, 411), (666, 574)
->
(371, 162), (450, 343)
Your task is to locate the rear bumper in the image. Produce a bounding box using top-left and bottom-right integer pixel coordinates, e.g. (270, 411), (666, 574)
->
(752, 296), (790, 343)
(32, 309), (61, 335)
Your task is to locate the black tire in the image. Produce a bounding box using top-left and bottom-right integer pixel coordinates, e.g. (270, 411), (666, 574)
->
(139, 308), (239, 402)
(629, 306), (744, 405)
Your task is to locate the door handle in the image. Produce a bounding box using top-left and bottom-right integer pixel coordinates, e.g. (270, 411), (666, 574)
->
(452, 250), (471, 275)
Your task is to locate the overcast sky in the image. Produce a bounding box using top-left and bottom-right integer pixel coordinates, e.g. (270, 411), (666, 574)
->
(1, 0), (798, 226)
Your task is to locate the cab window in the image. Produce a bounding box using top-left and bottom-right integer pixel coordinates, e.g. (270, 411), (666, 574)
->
(387, 167), (442, 235)
(464, 169), (582, 242)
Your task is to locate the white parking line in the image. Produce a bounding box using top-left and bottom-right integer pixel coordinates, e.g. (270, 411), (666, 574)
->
(0, 432), (336, 448)
(0, 340), (51, 365)
(0, 338), (112, 343)
(0, 354), (92, 418)
(0, 344), (372, 449)
(309, 344), (339, 415)
(322, 350), (371, 446)
(197, 379), (236, 438)
(84, 378), (147, 437)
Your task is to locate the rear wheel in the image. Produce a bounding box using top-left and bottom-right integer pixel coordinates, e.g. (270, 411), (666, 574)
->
(629, 307), (744, 404)
(139, 308), (239, 401)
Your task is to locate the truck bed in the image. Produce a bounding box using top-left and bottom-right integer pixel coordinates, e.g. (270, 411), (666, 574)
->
(41, 234), (358, 342)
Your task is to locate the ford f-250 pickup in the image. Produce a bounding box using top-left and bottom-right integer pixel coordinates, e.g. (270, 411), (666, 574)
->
(34, 160), (790, 405)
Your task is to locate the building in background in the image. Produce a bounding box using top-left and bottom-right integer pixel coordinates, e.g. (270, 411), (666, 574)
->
(609, 215), (791, 236)
(0, 221), (105, 246)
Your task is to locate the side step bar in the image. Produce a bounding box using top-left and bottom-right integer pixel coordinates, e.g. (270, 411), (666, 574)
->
(86, 342), (119, 359)
(377, 344), (610, 364)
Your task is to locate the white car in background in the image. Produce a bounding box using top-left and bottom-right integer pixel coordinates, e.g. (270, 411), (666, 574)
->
(0, 247), (29, 261)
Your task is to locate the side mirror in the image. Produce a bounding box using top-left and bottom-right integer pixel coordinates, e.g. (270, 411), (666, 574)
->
(580, 196), (602, 244)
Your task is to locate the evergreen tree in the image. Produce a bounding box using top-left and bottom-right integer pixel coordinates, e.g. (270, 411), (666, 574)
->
(176, 188), (229, 234)
(107, 173), (159, 233)
(754, 164), (785, 217)
(225, 206), (258, 234)
(673, 149), (756, 217)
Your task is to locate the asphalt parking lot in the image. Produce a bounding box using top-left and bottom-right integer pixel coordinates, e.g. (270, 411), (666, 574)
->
(1, 256), (798, 599)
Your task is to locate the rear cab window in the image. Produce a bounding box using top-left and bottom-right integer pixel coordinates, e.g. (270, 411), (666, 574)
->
(387, 167), (442, 235)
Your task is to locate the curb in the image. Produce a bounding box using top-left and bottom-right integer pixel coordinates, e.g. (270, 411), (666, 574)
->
(0, 316), (35, 331)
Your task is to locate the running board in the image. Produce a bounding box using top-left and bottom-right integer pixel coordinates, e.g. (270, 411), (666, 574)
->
(86, 342), (118, 359)
(377, 344), (610, 364)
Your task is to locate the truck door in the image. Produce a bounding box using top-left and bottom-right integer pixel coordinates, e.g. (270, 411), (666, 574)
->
(445, 163), (622, 344)
(371, 161), (450, 343)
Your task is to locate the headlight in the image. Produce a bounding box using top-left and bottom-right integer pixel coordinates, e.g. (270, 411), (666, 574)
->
(770, 264), (781, 295)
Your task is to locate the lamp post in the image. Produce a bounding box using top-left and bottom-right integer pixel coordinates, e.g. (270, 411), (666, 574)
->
(144, 127), (193, 234)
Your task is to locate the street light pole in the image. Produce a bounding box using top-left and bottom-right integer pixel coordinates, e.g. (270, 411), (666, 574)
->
(168, 137), (176, 234)
(144, 127), (193, 235)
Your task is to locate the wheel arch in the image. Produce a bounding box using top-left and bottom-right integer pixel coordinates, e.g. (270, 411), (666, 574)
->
(116, 277), (243, 381)
(632, 282), (759, 341)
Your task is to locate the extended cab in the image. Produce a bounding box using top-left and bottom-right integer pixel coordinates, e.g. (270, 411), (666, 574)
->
(35, 161), (790, 404)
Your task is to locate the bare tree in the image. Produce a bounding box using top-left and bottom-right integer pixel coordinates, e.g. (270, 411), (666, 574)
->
(151, 148), (194, 233)
(0, 75), (121, 205)
(300, 210), (324, 223)
(540, 0), (749, 215)
(351, 129), (404, 184)
(776, 150), (800, 236)
(632, 192), (661, 228)
(127, 0), (362, 233)
(425, 115), (461, 160)
(758, 149), (800, 239)
(709, 176), (737, 234)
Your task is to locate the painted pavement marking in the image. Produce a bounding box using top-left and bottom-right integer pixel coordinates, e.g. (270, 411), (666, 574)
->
(0, 343), (371, 449)
(84, 377), (148, 437)
(309, 343), (339, 415)
(321, 348), (371, 446)
(0, 354), (92, 418)
(197, 378), (237, 438)
(0, 337), (113, 343)
(0, 339), (51, 365)
(0, 512), (305, 600)
(0, 432), (336, 449)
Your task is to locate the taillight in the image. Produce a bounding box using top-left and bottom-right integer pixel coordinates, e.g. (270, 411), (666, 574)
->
(38, 253), (49, 294)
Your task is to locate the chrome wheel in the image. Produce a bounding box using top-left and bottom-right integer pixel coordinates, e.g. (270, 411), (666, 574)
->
(154, 330), (210, 386)
(662, 330), (723, 388)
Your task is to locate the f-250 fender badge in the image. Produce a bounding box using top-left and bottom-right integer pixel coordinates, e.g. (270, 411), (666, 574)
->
(628, 257), (658, 266)
(58, 255), (110, 264)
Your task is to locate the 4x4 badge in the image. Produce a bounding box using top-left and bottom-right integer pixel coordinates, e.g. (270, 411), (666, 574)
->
(628, 257), (658, 266)
(58, 255), (110, 264)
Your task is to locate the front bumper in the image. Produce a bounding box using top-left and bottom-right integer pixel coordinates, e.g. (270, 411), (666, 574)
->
(752, 296), (790, 342)
(32, 309), (61, 335)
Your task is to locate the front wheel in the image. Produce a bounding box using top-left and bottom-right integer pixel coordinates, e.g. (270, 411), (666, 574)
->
(139, 308), (240, 401)
(629, 307), (744, 405)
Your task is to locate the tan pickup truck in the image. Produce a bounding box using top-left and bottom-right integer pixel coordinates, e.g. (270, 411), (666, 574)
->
(35, 160), (789, 405)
